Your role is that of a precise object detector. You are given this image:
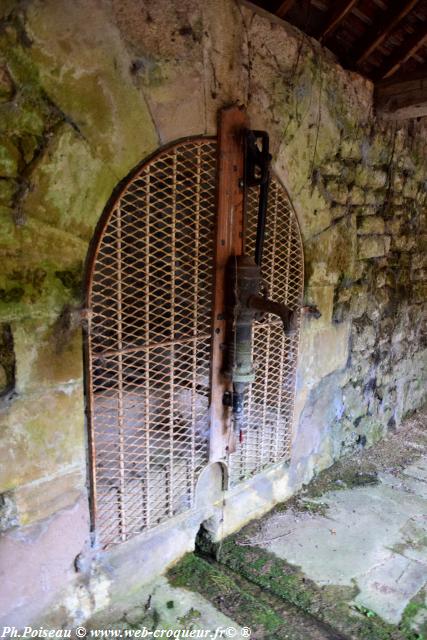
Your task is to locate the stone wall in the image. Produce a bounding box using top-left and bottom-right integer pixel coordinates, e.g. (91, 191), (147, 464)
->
(0, 0), (425, 628)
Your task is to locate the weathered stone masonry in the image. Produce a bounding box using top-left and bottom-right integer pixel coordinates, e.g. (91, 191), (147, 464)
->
(0, 0), (426, 627)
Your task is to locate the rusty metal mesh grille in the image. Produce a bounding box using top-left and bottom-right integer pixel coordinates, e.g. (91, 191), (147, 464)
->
(229, 178), (304, 485)
(87, 139), (216, 548)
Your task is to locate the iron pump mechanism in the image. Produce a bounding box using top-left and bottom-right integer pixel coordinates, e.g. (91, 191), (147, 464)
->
(223, 129), (320, 433)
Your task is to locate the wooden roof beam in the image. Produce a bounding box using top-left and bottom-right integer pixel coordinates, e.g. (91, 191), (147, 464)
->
(318, 0), (359, 42)
(379, 24), (427, 79)
(356, 0), (420, 66)
(276, 0), (296, 18)
(375, 70), (427, 119)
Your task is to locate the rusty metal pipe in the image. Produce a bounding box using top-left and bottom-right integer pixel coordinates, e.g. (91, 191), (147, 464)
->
(247, 294), (297, 337)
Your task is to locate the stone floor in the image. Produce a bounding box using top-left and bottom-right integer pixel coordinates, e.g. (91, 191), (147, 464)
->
(89, 406), (427, 640)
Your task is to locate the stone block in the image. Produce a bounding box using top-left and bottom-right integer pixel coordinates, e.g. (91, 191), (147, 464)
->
(319, 160), (342, 177)
(392, 172), (404, 192)
(325, 180), (348, 204)
(411, 252), (427, 269)
(364, 191), (380, 206)
(402, 180), (419, 199)
(25, 0), (159, 178)
(392, 235), (416, 252)
(0, 209), (88, 322)
(358, 235), (391, 260)
(411, 268), (427, 282)
(297, 321), (351, 389)
(22, 125), (118, 243)
(358, 216), (385, 235)
(349, 284), (369, 318)
(355, 165), (387, 190)
(392, 195), (405, 206)
(12, 468), (85, 526)
(0, 496), (90, 629)
(305, 285), (335, 325)
(0, 385), (85, 492)
(305, 214), (358, 285)
(12, 315), (83, 393)
(348, 185), (365, 205)
(387, 218), (403, 236)
(340, 138), (362, 161)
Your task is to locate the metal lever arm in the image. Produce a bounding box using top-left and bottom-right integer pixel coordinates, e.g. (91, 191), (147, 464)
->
(247, 294), (297, 337)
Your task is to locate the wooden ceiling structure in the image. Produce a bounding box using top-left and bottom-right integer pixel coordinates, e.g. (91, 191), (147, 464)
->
(247, 0), (427, 119)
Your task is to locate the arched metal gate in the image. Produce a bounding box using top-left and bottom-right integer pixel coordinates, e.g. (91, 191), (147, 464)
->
(85, 135), (303, 549)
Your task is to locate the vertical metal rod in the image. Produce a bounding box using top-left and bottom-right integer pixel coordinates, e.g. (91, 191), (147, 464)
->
(243, 324), (254, 476)
(85, 310), (98, 531)
(116, 204), (127, 541)
(144, 167), (151, 529)
(190, 145), (202, 501)
(169, 151), (177, 516)
(271, 187), (285, 462)
(260, 183), (279, 467)
(284, 203), (292, 303)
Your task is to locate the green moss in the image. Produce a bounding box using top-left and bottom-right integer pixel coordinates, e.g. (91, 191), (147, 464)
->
(0, 30), (61, 138)
(177, 608), (201, 627)
(0, 287), (24, 303)
(168, 554), (284, 635)
(214, 537), (421, 640)
(400, 591), (427, 640)
(217, 540), (314, 613)
(55, 264), (83, 301)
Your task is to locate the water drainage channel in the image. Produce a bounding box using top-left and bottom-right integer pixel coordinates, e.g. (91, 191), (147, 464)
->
(192, 536), (348, 640)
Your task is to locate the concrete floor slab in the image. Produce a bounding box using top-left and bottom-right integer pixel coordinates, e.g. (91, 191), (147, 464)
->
(247, 455), (427, 623)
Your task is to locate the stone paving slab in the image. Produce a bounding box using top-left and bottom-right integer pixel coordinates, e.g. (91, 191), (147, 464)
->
(88, 575), (242, 637)
(247, 457), (427, 624)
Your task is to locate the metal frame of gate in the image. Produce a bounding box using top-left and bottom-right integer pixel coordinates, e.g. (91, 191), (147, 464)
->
(84, 131), (304, 549)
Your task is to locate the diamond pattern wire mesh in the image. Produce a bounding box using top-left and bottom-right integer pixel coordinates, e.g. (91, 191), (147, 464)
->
(87, 140), (216, 548)
(229, 178), (304, 485)
(87, 137), (303, 548)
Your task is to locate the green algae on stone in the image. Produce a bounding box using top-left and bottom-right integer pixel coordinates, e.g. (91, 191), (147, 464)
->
(22, 125), (118, 242)
(168, 553), (284, 635)
(25, 0), (159, 176)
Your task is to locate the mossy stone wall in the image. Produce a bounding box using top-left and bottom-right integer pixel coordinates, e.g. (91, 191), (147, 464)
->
(0, 0), (425, 627)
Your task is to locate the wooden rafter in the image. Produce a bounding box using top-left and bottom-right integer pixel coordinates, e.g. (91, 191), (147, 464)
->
(319, 0), (359, 42)
(276, 0), (296, 18)
(379, 24), (427, 79)
(356, 0), (420, 65)
(375, 70), (427, 119)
